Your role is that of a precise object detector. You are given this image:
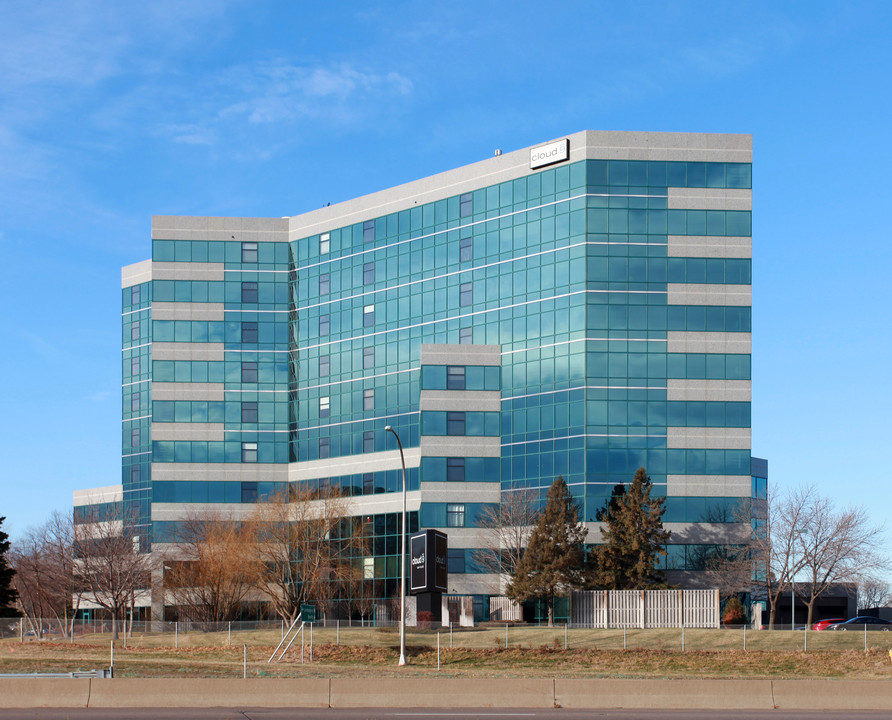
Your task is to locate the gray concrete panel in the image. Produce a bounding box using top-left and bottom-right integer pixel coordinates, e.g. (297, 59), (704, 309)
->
(151, 262), (226, 281)
(666, 521), (751, 544)
(667, 187), (752, 211)
(667, 474), (752, 497)
(666, 379), (751, 402)
(667, 427), (751, 450)
(151, 463), (289, 482)
(122, 260), (152, 288)
(420, 436), (501, 457)
(417, 481), (501, 503)
(151, 215), (288, 242)
(73, 485), (123, 505)
(151, 423), (225, 442)
(151, 302), (225, 321)
(286, 447), (421, 481)
(419, 390), (501, 412)
(667, 332), (751, 354)
(151, 382), (226, 402)
(152, 342), (225, 362)
(667, 235), (752, 258)
(667, 283), (752, 307)
(420, 343), (502, 366)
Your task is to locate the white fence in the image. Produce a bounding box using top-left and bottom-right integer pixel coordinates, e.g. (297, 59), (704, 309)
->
(570, 589), (719, 628)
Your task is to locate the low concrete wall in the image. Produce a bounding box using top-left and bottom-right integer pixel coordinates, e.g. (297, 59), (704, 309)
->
(1, 677), (892, 709)
(87, 678), (330, 708)
(329, 678), (554, 708)
(0, 678), (91, 708)
(556, 679), (775, 709)
(772, 680), (892, 711)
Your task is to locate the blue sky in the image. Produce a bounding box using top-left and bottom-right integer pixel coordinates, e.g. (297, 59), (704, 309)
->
(1, 1), (890, 543)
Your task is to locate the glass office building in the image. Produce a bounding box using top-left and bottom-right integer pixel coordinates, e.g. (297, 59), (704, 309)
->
(76, 131), (756, 619)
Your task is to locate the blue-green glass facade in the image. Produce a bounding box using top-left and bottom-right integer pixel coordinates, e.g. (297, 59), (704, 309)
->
(78, 132), (757, 617)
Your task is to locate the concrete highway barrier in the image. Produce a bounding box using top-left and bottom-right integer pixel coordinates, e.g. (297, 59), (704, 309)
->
(86, 678), (330, 708)
(1, 677), (892, 709)
(0, 678), (91, 708)
(555, 678), (776, 709)
(329, 677), (555, 708)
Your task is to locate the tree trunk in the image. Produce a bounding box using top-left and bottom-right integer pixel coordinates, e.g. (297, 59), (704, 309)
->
(768, 603), (776, 630)
(547, 593), (554, 628)
(111, 613), (119, 640)
(805, 598), (816, 629)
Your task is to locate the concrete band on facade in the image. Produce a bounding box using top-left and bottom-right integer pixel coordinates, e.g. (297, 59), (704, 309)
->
(85, 130), (763, 623)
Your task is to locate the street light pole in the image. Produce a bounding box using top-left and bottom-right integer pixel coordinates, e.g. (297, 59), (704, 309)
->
(385, 425), (408, 666)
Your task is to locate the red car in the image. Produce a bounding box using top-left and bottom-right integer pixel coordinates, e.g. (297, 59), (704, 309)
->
(812, 617), (846, 631)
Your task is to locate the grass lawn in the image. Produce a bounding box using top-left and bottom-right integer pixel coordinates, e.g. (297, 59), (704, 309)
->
(2, 626), (892, 679)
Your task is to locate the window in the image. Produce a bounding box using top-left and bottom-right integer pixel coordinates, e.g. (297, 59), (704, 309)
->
(239, 281), (257, 304)
(131, 393), (140, 413)
(363, 305), (375, 327)
(363, 388), (374, 411)
(131, 322), (140, 342)
(242, 442), (258, 463)
(446, 411), (465, 435)
(459, 327), (473, 344)
(242, 322), (258, 343)
(320, 233), (330, 254)
(446, 457), (465, 482)
(242, 401), (258, 423)
(363, 220), (375, 242)
(460, 192), (473, 218)
(448, 548), (466, 573)
(319, 396), (330, 418)
(319, 355), (330, 377)
(319, 437), (330, 458)
(363, 346), (375, 369)
(242, 242), (258, 263)
(446, 366), (466, 390)
(363, 473), (374, 495)
(459, 282), (473, 307)
(242, 361), (258, 383)
(241, 481), (258, 503)
(131, 356), (140, 376)
(319, 314), (330, 335)
(460, 237), (473, 262)
(446, 504), (466, 528)
(131, 285), (141, 304)
(131, 428), (140, 448)
(319, 273), (330, 295)
(363, 430), (375, 453)
(130, 465), (140, 483)
(363, 262), (375, 285)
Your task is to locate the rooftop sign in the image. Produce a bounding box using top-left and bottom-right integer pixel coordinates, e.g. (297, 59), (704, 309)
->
(530, 138), (569, 169)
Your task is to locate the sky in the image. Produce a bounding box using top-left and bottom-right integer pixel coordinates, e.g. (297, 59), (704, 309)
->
(1, 1), (890, 545)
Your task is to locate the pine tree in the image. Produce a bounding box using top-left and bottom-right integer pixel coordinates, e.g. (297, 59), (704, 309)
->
(590, 468), (670, 589)
(0, 517), (19, 616)
(506, 476), (587, 626)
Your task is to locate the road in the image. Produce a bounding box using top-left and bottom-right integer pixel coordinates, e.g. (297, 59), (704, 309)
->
(0, 709), (888, 720)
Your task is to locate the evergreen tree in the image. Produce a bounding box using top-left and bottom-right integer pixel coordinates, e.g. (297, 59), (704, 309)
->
(0, 517), (19, 616)
(590, 468), (670, 589)
(506, 476), (587, 626)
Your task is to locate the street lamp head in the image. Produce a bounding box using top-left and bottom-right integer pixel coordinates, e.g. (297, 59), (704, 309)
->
(385, 425), (392, 432)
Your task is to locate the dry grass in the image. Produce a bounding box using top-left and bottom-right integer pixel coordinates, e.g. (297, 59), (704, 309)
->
(2, 627), (892, 680)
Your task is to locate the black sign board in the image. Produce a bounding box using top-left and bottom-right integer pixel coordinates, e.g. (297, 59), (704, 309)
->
(409, 529), (448, 593)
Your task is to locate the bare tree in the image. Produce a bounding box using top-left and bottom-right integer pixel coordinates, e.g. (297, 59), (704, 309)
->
(472, 488), (539, 593)
(164, 512), (260, 624)
(746, 485), (815, 629)
(857, 576), (892, 610)
(11, 511), (81, 638)
(796, 495), (888, 627)
(73, 508), (155, 640)
(247, 486), (365, 625)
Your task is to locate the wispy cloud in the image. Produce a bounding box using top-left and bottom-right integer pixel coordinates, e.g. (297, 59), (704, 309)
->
(219, 62), (414, 126)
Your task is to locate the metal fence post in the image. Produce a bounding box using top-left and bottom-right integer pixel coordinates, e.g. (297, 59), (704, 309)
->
(175, 621), (178, 649)
(337, 620), (340, 646)
(623, 627), (626, 650)
(228, 622), (231, 647)
(437, 632), (441, 671)
(681, 626), (685, 652)
(565, 623), (568, 650)
(243, 644), (247, 679)
(450, 622), (453, 649)
(743, 625), (746, 652)
(505, 623), (508, 649)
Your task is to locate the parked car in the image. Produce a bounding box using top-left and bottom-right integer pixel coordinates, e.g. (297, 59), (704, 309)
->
(812, 617), (846, 631)
(827, 616), (892, 631)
